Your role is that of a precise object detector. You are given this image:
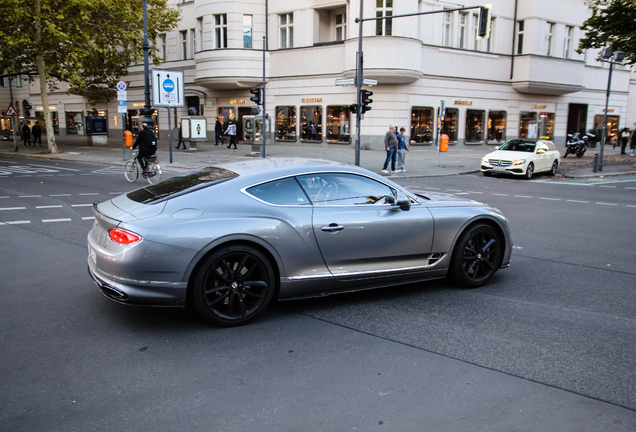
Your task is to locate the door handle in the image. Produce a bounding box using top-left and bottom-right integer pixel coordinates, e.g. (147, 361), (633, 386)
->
(321, 223), (344, 232)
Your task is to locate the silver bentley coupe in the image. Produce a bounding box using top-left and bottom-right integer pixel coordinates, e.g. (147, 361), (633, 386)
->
(88, 158), (512, 326)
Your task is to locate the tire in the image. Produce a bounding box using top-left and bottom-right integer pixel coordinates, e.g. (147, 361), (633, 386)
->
(482, 171), (492, 176)
(124, 160), (138, 183)
(192, 245), (276, 326)
(524, 162), (534, 180)
(549, 160), (558, 176)
(576, 151), (584, 158)
(145, 162), (161, 184)
(449, 223), (502, 288)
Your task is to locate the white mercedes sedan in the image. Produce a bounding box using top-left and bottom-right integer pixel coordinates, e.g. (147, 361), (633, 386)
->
(480, 139), (561, 179)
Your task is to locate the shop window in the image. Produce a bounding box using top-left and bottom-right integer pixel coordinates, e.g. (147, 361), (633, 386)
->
(35, 111), (59, 135)
(275, 106), (297, 141)
(217, 107), (238, 132)
(541, 113), (555, 140)
(326, 106), (351, 143)
(465, 109), (485, 143)
(66, 111), (84, 135)
(438, 107), (459, 143)
(594, 115), (620, 145)
(519, 111), (537, 138)
(487, 111), (506, 143)
(410, 107), (434, 145)
(300, 106), (322, 142)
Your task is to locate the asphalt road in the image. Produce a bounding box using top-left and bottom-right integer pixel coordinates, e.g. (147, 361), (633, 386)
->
(1, 158), (635, 431)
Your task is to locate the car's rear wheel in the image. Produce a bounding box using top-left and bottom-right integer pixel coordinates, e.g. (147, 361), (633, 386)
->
(193, 245), (275, 326)
(449, 223), (501, 288)
(549, 160), (558, 176)
(524, 163), (534, 180)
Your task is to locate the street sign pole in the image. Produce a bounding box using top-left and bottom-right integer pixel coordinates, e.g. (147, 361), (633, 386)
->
(437, 100), (445, 166)
(262, 36), (267, 158)
(167, 107), (172, 163)
(8, 77), (17, 152)
(354, 0), (363, 166)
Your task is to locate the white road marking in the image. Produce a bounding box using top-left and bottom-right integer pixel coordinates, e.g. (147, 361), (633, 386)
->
(586, 179), (636, 185)
(627, 205), (636, 208)
(50, 194), (71, 197)
(79, 193), (100, 196)
(42, 218), (73, 223)
(5, 220), (30, 225)
(0, 196), (9, 199)
(492, 193), (508, 196)
(454, 192), (470, 195)
(626, 187), (636, 190)
(80, 174), (95, 176)
(71, 204), (93, 207)
(515, 195), (532, 198)
(109, 192), (124, 195)
(36, 205), (63, 209)
(82, 217), (95, 220)
(567, 200), (589, 203)
(598, 185), (616, 188)
(0, 207), (26, 211)
(18, 195), (42, 198)
(539, 197), (561, 201)
(467, 191), (483, 194)
(446, 189), (463, 192)
(596, 202), (618, 206)
(58, 174), (74, 176)
(27, 164), (81, 171)
(39, 175), (53, 177)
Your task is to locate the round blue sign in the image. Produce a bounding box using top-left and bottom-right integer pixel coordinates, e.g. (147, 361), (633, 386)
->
(163, 79), (175, 92)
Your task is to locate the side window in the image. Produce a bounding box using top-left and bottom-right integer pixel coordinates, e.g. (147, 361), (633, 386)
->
(297, 173), (394, 205)
(246, 177), (310, 206)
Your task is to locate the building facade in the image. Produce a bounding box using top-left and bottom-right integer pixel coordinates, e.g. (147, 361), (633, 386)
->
(1, 0), (633, 149)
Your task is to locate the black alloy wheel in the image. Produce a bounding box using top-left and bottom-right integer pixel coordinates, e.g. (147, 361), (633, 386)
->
(524, 163), (534, 180)
(549, 160), (558, 176)
(193, 245), (275, 326)
(450, 223), (501, 288)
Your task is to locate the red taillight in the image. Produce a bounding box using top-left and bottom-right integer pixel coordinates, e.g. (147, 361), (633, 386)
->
(108, 229), (141, 244)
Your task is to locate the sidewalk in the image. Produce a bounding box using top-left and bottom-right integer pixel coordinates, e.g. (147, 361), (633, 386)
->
(1, 139), (635, 179)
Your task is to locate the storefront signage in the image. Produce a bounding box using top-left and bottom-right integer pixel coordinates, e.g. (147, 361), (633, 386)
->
(229, 99), (246, 105)
(531, 104), (547, 109)
(602, 108), (615, 113)
(454, 99), (472, 106)
(132, 102), (145, 107)
(36, 106), (57, 110)
(302, 98), (323, 103)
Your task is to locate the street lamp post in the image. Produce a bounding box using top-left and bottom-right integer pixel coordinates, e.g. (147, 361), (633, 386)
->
(141, 0), (154, 127)
(597, 48), (625, 172)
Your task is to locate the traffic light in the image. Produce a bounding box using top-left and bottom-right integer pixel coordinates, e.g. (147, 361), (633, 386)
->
(477, 4), (492, 39)
(250, 87), (262, 105)
(361, 89), (373, 113)
(349, 103), (358, 114)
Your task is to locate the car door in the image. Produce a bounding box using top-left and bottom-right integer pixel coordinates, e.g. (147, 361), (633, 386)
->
(297, 173), (434, 278)
(535, 143), (551, 171)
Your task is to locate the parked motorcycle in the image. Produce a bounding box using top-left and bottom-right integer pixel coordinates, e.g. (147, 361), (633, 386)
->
(564, 132), (594, 158)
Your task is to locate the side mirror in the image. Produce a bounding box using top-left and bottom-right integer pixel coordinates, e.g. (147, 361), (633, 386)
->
(537, 149), (546, 154)
(396, 192), (411, 211)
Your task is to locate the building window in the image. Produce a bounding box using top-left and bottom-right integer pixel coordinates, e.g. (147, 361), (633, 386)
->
(300, 106), (322, 142)
(487, 111), (507, 143)
(519, 111), (538, 138)
(375, 0), (393, 36)
(275, 106), (296, 141)
(335, 12), (346, 41)
(465, 109), (485, 143)
(16, 74), (23, 87)
(190, 28), (196, 55)
(198, 18), (204, 51)
(442, 11), (452, 47)
(0, 73), (5, 87)
(546, 22), (554, 56)
(487, 18), (494, 52)
(439, 108), (458, 143)
(326, 106), (351, 143)
(410, 107), (434, 145)
(243, 15), (253, 48)
(160, 34), (166, 60)
(516, 20), (524, 54)
(215, 14), (228, 49)
(458, 13), (467, 49)
(180, 30), (188, 59)
(542, 113), (555, 140)
(472, 14), (479, 50)
(280, 13), (293, 48)
(564, 26), (573, 59)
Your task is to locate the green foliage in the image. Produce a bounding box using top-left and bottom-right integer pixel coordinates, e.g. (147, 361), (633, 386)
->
(0, 0), (180, 103)
(578, 0), (636, 64)
(588, 127), (603, 142)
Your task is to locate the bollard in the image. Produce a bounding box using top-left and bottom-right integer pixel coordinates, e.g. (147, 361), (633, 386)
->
(592, 153), (598, 172)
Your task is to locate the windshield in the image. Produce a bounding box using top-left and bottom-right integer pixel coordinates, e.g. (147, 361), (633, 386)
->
(127, 167), (238, 204)
(498, 140), (536, 153)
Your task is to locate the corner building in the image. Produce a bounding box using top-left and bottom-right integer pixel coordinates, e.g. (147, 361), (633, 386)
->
(2, 0), (632, 150)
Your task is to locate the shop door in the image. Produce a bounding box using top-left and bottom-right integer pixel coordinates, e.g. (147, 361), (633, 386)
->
(567, 104), (587, 135)
(595, 115), (620, 145)
(237, 107), (252, 142)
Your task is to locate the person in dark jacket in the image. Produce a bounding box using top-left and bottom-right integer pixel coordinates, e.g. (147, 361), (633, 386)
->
(22, 121), (32, 147)
(381, 124), (398, 173)
(175, 121), (186, 150)
(215, 116), (225, 146)
(132, 123), (157, 172)
(31, 121), (42, 147)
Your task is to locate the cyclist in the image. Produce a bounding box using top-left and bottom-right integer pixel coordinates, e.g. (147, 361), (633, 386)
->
(132, 122), (157, 173)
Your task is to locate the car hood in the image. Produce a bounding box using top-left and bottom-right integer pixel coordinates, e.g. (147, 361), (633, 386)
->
(484, 150), (531, 160)
(416, 191), (483, 206)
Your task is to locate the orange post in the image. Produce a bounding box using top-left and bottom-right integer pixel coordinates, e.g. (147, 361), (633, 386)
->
(440, 134), (449, 152)
(124, 130), (133, 147)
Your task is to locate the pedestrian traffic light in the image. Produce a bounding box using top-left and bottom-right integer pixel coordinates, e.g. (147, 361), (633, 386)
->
(250, 88), (262, 105)
(361, 89), (373, 113)
(477, 4), (492, 39)
(349, 103), (358, 114)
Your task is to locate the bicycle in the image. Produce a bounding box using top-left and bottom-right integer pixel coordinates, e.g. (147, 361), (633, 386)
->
(124, 149), (162, 184)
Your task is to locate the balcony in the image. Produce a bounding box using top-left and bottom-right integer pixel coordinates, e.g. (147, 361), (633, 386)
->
(194, 49), (268, 90)
(511, 55), (585, 95)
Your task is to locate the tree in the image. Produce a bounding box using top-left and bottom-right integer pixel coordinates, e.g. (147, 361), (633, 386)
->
(578, 0), (636, 64)
(0, 0), (180, 153)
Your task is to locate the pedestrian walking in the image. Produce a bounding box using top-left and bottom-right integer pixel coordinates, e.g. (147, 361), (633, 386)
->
(175, 121), (187, 150)
(396, 127), (409, 172)
(381, 125), (398, 173)
(31, 121), (42, 147)
(225, 119), (237, 149)
(620, 127), (630, 155)
(215, 116), (225, 146)
(631, 128), (636, 156)
(21, 121), (32, 147)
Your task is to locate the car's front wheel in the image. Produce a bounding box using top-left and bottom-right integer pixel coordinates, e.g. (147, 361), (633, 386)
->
(193, 245), (276, 326)
(524, 163), (534, 180)
(449, 223), (502, 288)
